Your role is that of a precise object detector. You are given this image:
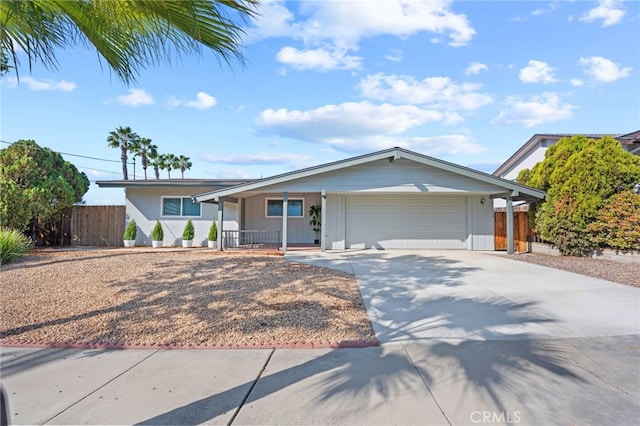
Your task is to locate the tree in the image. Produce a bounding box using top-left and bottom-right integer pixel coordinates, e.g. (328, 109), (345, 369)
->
(177, 155), (192, 179)
(137, 138), (155, 180)
(107, 126), (138, 180)
(519, 135), (640, 255)
(0, 140), (89, 234)
(159, 153), (179, 179)
(1, 0), (259, 85)
(148, 146), (161, 180)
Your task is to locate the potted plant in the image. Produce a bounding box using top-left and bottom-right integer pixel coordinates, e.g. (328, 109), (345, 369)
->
(151, 220), (164, 248)
(207, 221), (218, 249)
(308, 205), (321, 245)
(182, 219), (194, 247)
(123, 219), (137, 247)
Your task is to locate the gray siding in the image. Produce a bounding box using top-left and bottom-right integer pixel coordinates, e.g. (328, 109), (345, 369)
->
(467, 194), (495, 251)
(244, 159), (504, 194)
(243, 193), (321, 244)
(326, 194), (345, 250)
(126, 187), (238, 246)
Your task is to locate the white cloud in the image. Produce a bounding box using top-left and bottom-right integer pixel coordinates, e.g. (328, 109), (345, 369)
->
(492, 92), (576, 127)
(385, 49), (403, 62)
(580, 0), (625, 27)
(250, 0), (476, 71)
(207, 168), (253, 179)
(317, 134), (487, 155)
(358, 73), (494, 110)
(116, 88), (154, 106)
(204, 152), (315, 169)
(167, 92), (217, 109)
(4, 76), (77, 92)
(519, 60), (558, 84)
(578, 56), (631, 82)
(276, 46), (362, 71)
(465, 62), (488, 75)
(570, 78), (584, 87)
(531, 2), (558, 17)
(256, 102), (462, 143)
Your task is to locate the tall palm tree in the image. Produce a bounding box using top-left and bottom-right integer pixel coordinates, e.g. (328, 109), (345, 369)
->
(1, 0), (259, 85)
(131, 137), (155, 180)
(107, 126), (137, 180)
(127, 135), (142, 180)
(147, 145), (161, 180)
(177, 155), (192, 179)
(159, 153), (179, 179)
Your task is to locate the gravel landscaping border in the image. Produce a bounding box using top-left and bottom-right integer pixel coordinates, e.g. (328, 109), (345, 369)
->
(1, 250), (378, 348)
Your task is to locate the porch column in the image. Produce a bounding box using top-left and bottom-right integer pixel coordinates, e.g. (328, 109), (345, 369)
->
(282, 192), (288, 254)
(321, 190), (327, 252)
(217, 200), (224, 251)
(506, 196), (514, 254)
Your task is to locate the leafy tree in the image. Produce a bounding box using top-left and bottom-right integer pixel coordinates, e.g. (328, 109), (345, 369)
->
(1, 0), (258, 85)
(177, 155), (192, 179)
(0, 140), (89, 234)
(107, 126), (138, 180)
(519, 135), (640, 255)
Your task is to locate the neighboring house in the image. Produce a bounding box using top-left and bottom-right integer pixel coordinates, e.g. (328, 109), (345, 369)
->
(492, 131), (640, 209)
(96, 179), (254, 246)
(195, 147), (545, 254)
(494, 131), (640, 181)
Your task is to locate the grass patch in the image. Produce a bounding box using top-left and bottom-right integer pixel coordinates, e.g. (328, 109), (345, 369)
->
(0, 229), (33, 265)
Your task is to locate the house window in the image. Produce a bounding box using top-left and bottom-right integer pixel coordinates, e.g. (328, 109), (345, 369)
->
(162, 197), (201, 217)
(266, 199), (303, 217)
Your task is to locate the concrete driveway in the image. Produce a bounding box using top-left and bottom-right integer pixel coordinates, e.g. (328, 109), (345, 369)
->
(288, 250), (640, 344)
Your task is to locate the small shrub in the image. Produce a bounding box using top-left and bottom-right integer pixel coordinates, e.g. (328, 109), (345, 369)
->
(123, 219), (137, 240)
(151, 220), (164, 241)
(0, 228), (33, 265)
(208, 221), (218, 241)
(182, 219), (194, 240)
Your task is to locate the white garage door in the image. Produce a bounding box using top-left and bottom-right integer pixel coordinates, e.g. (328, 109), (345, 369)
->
(346, 196), (467, 249)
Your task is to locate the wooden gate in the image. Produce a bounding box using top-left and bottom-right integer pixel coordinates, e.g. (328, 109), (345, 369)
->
(494, 210), (530, 252)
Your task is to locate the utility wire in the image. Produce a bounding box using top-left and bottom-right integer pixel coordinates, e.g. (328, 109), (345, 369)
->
(1, 139), (134, 164)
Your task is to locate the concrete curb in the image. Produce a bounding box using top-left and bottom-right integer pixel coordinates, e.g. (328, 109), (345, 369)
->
(0, 339), (380, 350)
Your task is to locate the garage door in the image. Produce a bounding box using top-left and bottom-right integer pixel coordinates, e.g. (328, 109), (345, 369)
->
(346, 196), (467, 249)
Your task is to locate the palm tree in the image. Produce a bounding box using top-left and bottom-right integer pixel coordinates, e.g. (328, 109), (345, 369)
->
(159, 153), (179, 179)
(127, 135), (142, 180)
(131, 137), (155, 180)
(177, 155), (192, 179)
(1, 0), (259, 85)
(147, 145), (161, 180)
(107, 126), (137, 180)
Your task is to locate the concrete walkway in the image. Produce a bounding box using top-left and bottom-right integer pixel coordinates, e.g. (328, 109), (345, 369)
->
(2, 250), (639, 425)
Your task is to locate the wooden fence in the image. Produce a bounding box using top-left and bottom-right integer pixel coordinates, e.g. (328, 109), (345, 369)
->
(70, 205), (126, 246)
(494, 210), (531, 252)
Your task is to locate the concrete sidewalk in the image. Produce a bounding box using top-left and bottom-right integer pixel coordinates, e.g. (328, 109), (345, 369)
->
(2, 337), (639, 425)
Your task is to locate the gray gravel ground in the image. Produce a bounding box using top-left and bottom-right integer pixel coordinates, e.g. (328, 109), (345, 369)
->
(0, 250), (375, 346)
(502, 253), (639, 288)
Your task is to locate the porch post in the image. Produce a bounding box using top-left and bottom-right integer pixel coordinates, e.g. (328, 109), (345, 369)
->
(321, 190), (326, 252)
(217, 200), (224, 251)
(506, 196), (514, 254)
(282, 192), (288, 254)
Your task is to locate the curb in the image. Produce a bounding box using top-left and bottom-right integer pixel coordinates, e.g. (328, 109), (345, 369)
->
(0, 339), (381, 350)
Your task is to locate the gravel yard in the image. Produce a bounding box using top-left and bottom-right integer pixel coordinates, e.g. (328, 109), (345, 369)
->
(0, 250), (375, 346)
(502, 253), (639, 288)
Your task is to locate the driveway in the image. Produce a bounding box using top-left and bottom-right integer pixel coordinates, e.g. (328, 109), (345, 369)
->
(287, 250), (640, 344)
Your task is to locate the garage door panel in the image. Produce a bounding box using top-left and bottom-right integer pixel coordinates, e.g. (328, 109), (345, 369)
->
(346, 196), (467, 249)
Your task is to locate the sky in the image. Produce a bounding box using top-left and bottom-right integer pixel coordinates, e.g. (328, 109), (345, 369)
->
(1, 0), (639, 205)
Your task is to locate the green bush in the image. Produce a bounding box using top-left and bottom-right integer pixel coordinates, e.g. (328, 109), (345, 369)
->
(0, 228), (33, 265)
(588, 191), (640, 251)
(208, 221), (217, 241)
(182, 219), (194, 240)
(151, 220), (164, 241)
(123, 219), (137, 240)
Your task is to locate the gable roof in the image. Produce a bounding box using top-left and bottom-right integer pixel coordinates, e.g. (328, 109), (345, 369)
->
(195, 147), (545, 203)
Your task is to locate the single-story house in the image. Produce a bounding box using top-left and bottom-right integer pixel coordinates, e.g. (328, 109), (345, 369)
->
(493, 131), (640, 181)
(96, 179), (254, 246)
(195, 147), (545, 254)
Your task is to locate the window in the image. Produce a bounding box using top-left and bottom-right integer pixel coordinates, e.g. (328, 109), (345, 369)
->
(266, 199), (303, 217)
(162, 197), (201, 217)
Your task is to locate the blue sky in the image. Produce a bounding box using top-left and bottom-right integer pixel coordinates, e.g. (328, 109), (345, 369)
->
(2, 0), (638, 205)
